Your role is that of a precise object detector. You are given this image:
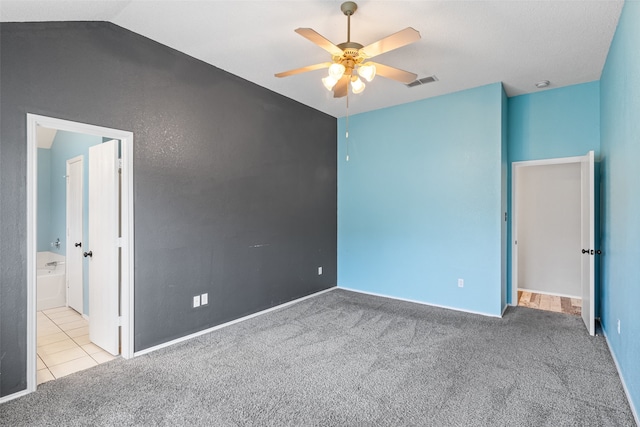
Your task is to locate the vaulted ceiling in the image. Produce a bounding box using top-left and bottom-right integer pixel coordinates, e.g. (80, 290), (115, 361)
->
(1, 1), (624, 117)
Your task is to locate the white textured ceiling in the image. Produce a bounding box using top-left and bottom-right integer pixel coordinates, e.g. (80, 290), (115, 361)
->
(1, 0), (624, 118)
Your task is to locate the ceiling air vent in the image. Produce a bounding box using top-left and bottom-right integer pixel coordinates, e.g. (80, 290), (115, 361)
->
(406, 75), (438, 88)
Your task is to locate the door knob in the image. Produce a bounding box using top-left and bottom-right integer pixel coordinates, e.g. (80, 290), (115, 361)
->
(83, 251), (93, 258)
(582, 249), (600, 255)
(75, 242), (82, 248)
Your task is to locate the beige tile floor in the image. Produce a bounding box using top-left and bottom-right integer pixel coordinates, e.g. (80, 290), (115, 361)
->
(37, 306), (117, 385)
(517, 291), (581, 316)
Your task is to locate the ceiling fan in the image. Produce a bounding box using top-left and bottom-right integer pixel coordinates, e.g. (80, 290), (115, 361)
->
(275, 1), (421, 98)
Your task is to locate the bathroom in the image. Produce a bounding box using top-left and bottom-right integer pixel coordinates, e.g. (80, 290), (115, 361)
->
(36, 127), (117, 384)
(37, 128), (104, 313)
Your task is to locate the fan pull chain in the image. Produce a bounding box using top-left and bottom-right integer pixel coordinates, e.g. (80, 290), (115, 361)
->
(345, 92), (350, 161)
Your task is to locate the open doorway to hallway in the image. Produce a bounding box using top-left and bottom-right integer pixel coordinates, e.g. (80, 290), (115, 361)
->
(512, 152), (597, 335)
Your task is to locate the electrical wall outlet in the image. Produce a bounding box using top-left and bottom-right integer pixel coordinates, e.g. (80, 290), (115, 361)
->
(201, 293), (208, 305)
(318, 266), (323, 275)
(458, 278), (464, 288)
(617, 319), (621, 334)
(193, 295), (201, 308)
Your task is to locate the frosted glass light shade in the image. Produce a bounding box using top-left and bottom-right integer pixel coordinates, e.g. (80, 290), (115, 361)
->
(322, 75), (338, 91)
(351, 77), (365, 94)
(358, 63), (376, 82)
(328, 63), (346, 79)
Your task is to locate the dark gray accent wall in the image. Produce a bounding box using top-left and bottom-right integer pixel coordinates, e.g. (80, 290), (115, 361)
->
(0, 22), (337, 397)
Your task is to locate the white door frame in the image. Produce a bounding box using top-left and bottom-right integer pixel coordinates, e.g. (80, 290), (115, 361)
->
(511, 155), (584, 306)
(26, 113), (135, 394)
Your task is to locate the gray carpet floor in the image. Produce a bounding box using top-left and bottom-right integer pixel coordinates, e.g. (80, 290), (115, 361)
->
(0, 289), (635, 426)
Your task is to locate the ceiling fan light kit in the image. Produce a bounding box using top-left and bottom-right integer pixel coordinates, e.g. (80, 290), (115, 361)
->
(275, 1), (421, 98)
(358, 63), (376, 82)
(351, 76), (365, 94)
(322, 75), (339, 91)
(328, 63), (346, 80)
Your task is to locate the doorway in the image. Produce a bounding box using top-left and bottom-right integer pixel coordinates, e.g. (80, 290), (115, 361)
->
(511, 153), (596, 334)
(26, 114), (134, 393)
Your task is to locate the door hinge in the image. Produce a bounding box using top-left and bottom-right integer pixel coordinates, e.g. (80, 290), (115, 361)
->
(118, 159), (123, 169)
(117, 316), (123, 327)
(117, 237), (124, 247)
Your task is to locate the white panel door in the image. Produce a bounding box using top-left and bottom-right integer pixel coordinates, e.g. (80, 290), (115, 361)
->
(66, 156), (84, 313)
(581, 151), (595, 336)
(88, 140), (120, 355)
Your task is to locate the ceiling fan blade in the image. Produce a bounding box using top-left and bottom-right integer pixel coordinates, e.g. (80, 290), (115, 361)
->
(295, 28), (344, 56)
(333, 75), (349, 98)
(359, 27), (421, 59)
(369, 62), (417, 84)
(275, 62), (332, 78)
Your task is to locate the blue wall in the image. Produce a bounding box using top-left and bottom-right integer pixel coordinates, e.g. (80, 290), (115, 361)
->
(37, 130), (103, 314)
(338, 83), (505, 316)
(600, 0), (640, 416)
(508, 81), (601, 163)
(37, 148), (52, 252)
(506, 82), (601, 304)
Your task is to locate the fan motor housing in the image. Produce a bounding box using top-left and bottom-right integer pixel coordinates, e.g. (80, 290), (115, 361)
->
(337, 42), (363, 51)
(336, 43), (365, 66)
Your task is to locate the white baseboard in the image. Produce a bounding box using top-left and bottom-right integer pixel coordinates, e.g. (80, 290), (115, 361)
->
(0, 388), (31, 405)
(134, 287), (335, 357)
(338, 287), (502, 318)
(517, 288), (580, 299)
(603, 329), (639, 426)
